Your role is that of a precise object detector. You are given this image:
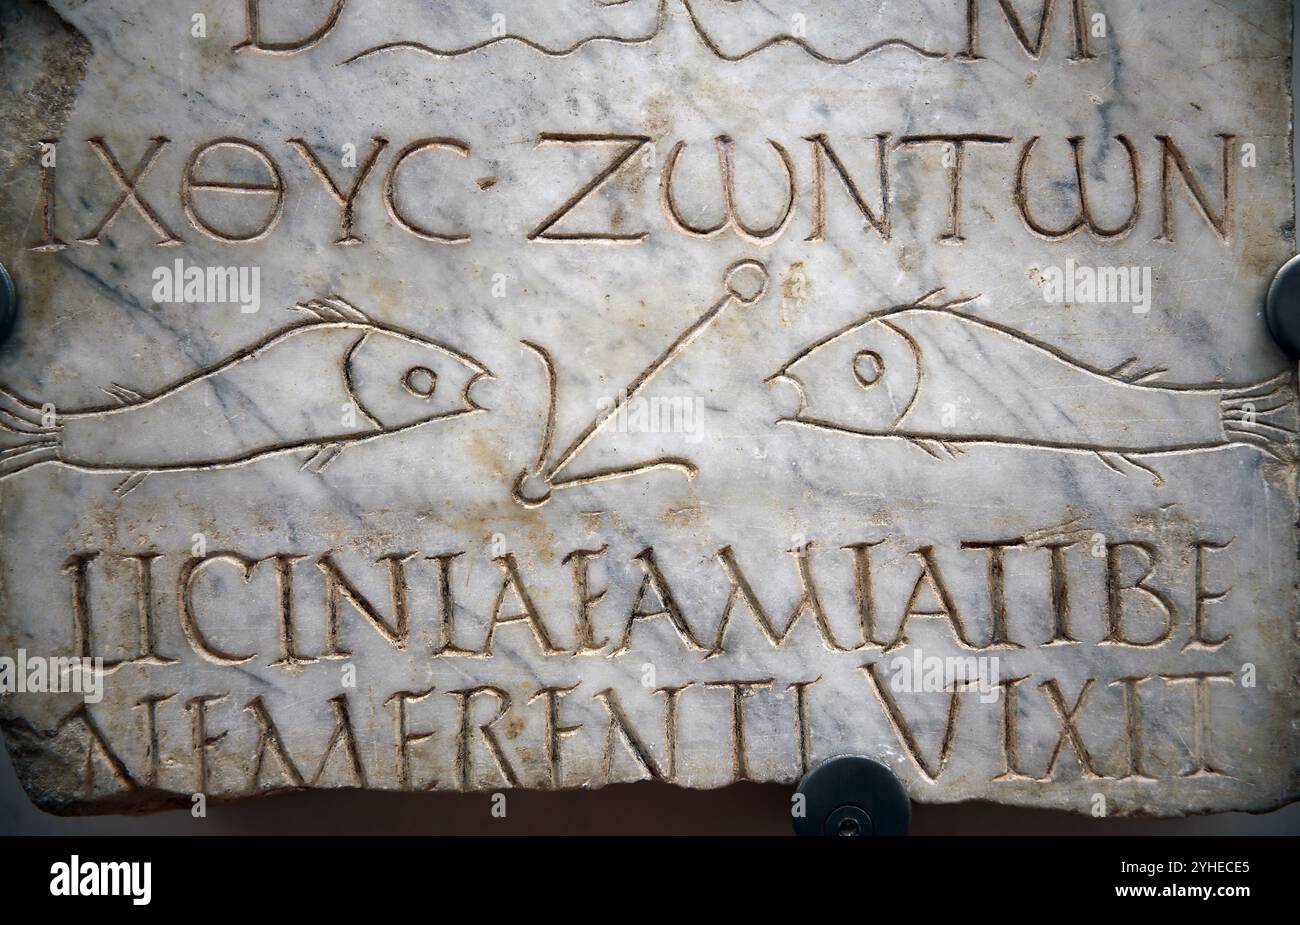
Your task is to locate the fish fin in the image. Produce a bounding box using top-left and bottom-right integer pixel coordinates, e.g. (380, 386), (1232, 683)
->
(0, 443), (60, 480)
(1095, 451), (1164, 486)
(0, 386), (52, 432)
(912, 288), (948, 307)
(114, 472), (150, 497)
(292, 295), (371, 325)
(100, 383), (143, 405)
(1222, 427), (1296, 462)
(1221, 370), (1295, 401)
(921, 440), (964, 459)
(906, 438), (946, 460)
(0, 387), (61, 480)
(1129, 367), (1168, 384)
(321, 296), (370, 323)
(1105, 357), (1139, 378)
(1221, 373), (1298, 461)
(913, 288), (980, 312)
(1108, 359), (1168, 383)
(301, 443), (344, 474)
(1119, 454), (1164, 486)
(1095, 451), (1126, 474)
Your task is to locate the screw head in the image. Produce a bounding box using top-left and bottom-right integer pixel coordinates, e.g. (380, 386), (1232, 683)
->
(1265, 254), (1300, 359)
(0, 262), (14, 347)
(826, 804), (874, 837)
(793, 755), (911, 837)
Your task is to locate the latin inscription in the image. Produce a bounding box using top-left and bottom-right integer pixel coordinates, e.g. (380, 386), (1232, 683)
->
(0, 0), (1293, 816)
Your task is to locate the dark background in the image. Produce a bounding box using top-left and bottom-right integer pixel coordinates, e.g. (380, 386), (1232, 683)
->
(2, 2), (1298, 836)
(2, 741), (1298, 834)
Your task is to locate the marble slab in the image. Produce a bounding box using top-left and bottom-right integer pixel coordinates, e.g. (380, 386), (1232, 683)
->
(0, 0), (1296, 817)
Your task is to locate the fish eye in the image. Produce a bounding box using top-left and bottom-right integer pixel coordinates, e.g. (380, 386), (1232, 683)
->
(402, 366), (438, 398)
(852, 350), (884, 388)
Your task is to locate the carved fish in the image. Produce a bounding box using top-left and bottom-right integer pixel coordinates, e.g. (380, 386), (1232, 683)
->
(0, 297), (491, 493)
(771, 289), (1297, 481)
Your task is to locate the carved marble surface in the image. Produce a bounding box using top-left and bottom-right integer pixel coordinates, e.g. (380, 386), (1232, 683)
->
(0, 0), (1295, 816)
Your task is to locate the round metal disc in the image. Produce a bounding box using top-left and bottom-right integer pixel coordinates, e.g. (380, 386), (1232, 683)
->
(793, 755), (911, 837)
(1265, 253), (1300, 359)
(0, 262), (15, 347)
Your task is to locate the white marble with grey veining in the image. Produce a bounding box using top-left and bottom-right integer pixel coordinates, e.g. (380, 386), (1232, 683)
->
(0, 0), (1295, 816)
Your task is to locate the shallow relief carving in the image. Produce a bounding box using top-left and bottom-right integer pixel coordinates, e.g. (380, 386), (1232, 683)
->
(0, 0), (1294, 816)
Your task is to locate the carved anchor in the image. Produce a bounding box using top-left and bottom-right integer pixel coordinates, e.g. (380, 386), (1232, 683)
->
(512, 258), (770, 507)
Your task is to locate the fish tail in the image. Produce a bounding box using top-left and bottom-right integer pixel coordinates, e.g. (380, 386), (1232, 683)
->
(1221, 373), (1298, 460)
(0, 387), (61, 479)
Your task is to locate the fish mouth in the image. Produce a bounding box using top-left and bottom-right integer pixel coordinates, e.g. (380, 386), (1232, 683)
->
(463, 371), (495, 413)
(766, 370), (808, 422)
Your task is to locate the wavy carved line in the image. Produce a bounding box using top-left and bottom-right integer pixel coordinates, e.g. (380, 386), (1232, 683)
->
(340, 0), (950, 66)
(680, 0), (950, 64)
(341, 0), (668, 64)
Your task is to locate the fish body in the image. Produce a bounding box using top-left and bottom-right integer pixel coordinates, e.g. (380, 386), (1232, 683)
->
(0, 298), (490, 485)
(774, 294), (1297, 465)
